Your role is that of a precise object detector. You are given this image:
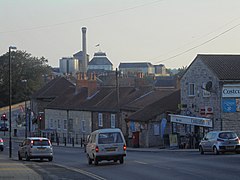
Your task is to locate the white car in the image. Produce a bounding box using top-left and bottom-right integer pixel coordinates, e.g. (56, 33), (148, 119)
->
(86, 128), (127, 165)
(199, 131), (240, 154)
(18, 137), (53, 161)
(0, 138), (4, 151)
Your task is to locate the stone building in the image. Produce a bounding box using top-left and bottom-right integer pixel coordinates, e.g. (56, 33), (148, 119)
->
(180, 54), (240, 139)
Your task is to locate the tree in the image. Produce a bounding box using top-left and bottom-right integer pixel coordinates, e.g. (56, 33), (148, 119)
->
(0, 50), (52, 107)
(176, 66), (188, 78)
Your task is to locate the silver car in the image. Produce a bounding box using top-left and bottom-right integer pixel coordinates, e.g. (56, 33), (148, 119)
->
(199, 131), (240, 155)
(0, 138), (4, 151)
(18, 137), (53, 161)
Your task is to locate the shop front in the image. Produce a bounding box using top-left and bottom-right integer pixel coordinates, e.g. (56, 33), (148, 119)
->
(169, 114), (213, 149)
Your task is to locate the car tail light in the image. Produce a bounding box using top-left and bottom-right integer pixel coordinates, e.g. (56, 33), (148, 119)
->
(0, 139), (3, 143)
(123, 144), (127, 151)
(217, 138), (224, 142)
(30, 140), (34, 148)
(95, 146), (99, 153)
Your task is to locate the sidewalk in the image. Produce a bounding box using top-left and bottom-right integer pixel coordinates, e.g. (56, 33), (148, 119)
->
(0, 154), (42, 180)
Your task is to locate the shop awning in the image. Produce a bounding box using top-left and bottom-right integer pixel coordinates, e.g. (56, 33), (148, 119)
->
(169, 114), (213, 128)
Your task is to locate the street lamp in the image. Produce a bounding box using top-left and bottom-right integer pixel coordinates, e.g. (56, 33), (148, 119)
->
(9, 46), (17, 158)
(21, 79), (28, 138)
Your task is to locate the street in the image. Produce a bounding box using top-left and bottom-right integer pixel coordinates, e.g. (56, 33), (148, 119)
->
(1, 140), (240, 180)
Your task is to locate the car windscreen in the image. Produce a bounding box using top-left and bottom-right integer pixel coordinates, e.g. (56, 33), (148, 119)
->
(33, 140), (50, 146)
(98, 132), (123, 144)
(218, 132), (238, 139)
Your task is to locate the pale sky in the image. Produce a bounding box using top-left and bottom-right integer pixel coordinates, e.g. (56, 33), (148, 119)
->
(1, 0), (240, 69)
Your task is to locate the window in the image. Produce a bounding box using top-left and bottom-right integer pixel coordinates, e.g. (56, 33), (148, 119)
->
(57, 119), (61, 129)
(98, 132), (123, 144)
(202, 82), (211, 97)
(110, 114), (116, 128)
(63, 120), (67, 130)
(50, 119), (53, 129)
(81, 120), (86, 132)
(188, 83), (195, 96)
(154, 124), (160, 135)
(98, 113), (103, 127)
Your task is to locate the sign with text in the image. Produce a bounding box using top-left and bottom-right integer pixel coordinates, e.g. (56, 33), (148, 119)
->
(169, 114), (212, 127)
(222, 84), (240, 98)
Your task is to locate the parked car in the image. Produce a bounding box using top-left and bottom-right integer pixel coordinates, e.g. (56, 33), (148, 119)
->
(18, 137), (53, 161)
(86, 128), (127, 165)
(199, 131), (240, 154)
(0, 138), (4, 151)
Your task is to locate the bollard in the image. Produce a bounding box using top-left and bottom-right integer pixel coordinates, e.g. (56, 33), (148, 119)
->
(57, 137), (59, 146)
(64, 137), (66, 146)
(72, 137), (74, 147)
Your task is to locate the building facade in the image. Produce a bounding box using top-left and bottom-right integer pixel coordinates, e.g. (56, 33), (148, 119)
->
(180, 54), (240, 140)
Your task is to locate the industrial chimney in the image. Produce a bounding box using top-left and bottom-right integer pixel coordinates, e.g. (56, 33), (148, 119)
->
(82, 27), (87, 73)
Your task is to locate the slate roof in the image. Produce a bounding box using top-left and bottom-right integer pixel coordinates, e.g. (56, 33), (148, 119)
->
(154, 76), (177, 88)
(119, 62), (153, 68)
(31, 77), (74, 99)
(88, 52), (113, 66)
(196, 54), (240, 80)
(122, 88), (177, 111)
(126, 90), (180, 122)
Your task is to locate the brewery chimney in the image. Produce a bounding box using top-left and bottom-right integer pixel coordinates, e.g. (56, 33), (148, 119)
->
(82, 27), (87, 73)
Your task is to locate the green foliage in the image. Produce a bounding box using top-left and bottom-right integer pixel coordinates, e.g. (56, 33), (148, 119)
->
(0, 50), (52, 107)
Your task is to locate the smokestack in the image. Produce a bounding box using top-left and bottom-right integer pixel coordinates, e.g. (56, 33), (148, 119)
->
(82, 27), (87, 73)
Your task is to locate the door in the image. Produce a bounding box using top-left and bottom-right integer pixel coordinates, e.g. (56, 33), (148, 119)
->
(132, 132), (139, 148)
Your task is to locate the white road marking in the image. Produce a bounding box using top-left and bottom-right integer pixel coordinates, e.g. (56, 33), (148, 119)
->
(134, 160), (148, 165)
(53, 163), (106, 180)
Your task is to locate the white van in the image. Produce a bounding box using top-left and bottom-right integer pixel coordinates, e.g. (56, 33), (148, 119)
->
(86, 128), (127, 165)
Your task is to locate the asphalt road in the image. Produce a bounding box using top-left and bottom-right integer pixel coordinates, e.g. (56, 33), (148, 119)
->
(2, 141), (240, 180)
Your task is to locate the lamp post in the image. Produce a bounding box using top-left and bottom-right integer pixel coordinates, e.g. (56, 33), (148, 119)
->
(9, 46), (17, 158)
(21, 79), (28, 138)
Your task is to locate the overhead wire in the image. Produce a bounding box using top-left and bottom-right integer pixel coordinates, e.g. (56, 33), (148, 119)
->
(0, 0), (164, 34)
(152, 19), (240, 64)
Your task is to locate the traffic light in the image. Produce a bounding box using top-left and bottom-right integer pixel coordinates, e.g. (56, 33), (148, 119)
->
(1, 113), (7, 121)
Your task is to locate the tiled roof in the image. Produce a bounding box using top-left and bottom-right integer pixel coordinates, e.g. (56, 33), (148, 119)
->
(197, 54), (240, 80)
(126, 90), (180, 122)
(89, 56), (113, 66)
(31, 77), (74, 99)
(122, 88), (177, 111)
(119, 62), (153, 68)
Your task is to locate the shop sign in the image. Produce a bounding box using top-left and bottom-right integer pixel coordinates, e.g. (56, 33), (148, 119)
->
(222, 84), (240, 98)
(222, 99), (236, 113)
(169, 114), (212, 127)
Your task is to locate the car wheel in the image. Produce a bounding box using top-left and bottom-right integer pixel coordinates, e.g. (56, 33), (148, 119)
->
(25, 153), (30, 161)
(199, 146), (204, 155)
(0, 148), (3, 151)
(18, 152), (22, 160)
(88, 155), (92, 165)
(48, 157), (53, 162)
(213, 146), (219, 155)
(119, 156), (124, 164)
(94, 156), (98, 165)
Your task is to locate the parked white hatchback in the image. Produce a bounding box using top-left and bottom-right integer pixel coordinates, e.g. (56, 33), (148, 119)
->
(18, 137), (53, 161)
(86, 128), (127, 165)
